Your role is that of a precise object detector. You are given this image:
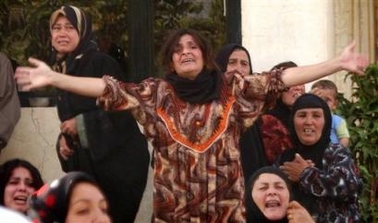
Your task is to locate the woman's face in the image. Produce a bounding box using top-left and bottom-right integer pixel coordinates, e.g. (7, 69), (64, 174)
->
(251, 173), (290, 220)
(65, 182), (111, 223)
(281, 84), (305, 108)
(3, 167), (36, 213)
(51, 16), (80, 54)
(171, 34), (204, 80)
(294, 108), (325, 145)
(227, 49), (251, 74)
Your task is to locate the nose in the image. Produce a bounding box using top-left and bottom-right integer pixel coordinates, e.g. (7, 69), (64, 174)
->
(17, 182), (27, 191)
(303, 116), (313, 124)
(56, 27), (70, 36)
(235, 63), (243, 73)
(181, 46), (191, 55)
(59, 29), (68, 35)
(266, 187), (277, 196)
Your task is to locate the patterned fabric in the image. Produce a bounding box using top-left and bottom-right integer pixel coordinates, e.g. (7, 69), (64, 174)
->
(97, 70), (285, 222)
(300, 144), (362, 223)
(259, 114), (294, 164)
(276, 94), (362, 223)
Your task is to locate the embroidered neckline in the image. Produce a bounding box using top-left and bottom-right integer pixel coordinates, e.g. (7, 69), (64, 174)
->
(157, 96), (235, 153)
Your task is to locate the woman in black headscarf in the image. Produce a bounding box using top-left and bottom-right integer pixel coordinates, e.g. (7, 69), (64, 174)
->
(215, 45), (304, 184)
(255, 61), (305, 165)
(215, 43), (253, 74)
(215, 43), (266, 184)
(276, 93), (362, 223)
(48, 5), (150, 223)
(245, 166), (314, 223)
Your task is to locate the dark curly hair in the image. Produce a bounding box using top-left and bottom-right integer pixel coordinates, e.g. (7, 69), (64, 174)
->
(0, 158), (44, 205)
(159, 28), (218, 74)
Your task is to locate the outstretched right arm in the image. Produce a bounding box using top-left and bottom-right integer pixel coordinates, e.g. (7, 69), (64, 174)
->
(15, 57), (106, 98)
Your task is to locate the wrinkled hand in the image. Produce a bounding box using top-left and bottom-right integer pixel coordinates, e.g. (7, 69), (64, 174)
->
(60, 118), (78, 136)
(339, 41), (369, 75)
(280, 153), (312, 182)
(14, 57), (53, 91)
(287, 201), (315, 223)
(224, 69), (246, 94)
(59, 135), (74, 160)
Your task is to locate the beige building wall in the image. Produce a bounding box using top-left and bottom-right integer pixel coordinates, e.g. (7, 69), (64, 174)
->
(241, 0), (374, 97)
(0, 108), (63, 180)
(242, 0), (334, 73)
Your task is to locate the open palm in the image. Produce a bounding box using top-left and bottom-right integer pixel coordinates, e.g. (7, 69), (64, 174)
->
(15, 57), (53, 91)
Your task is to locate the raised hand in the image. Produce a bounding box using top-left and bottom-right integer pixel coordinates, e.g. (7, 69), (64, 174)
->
(339, 41), (369, 75)
(15, 57), (54, 91)
(287, 201), (315, 223)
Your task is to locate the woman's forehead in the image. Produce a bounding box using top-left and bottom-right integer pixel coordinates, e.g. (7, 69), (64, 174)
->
(255, 173), (286, 185)
(295, 107), (324, 113)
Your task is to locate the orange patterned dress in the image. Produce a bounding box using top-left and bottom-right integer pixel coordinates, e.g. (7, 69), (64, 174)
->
(97, 70), (285, 223)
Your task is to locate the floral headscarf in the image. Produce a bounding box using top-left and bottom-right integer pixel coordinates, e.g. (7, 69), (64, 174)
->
(29, 171), (98, 223)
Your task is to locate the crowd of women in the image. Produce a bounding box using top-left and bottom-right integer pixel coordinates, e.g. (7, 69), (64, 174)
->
(0, 4), (368, 223)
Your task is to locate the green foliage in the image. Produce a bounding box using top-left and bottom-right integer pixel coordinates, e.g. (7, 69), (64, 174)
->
(154, 0), (225, 48)
(0, 0), (226, 68)
(153, 0), (226, 76)
(90, 1), (128, 48)
(337, 64), (378, 223)
(0, 0), (128, 63)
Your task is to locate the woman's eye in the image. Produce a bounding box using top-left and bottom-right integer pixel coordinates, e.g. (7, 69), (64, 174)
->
(101, 207), (108, 214)
(174, 46), (182, 53)
(76, 209), (89, 215)
(8, 180), (19, 185)
(258, 186), (267, 191)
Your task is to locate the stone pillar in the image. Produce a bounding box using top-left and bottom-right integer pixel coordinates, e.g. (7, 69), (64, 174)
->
(127, 0), (154, 82)
(225, 0), (242, 44)
(333, 0), (375, 98)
